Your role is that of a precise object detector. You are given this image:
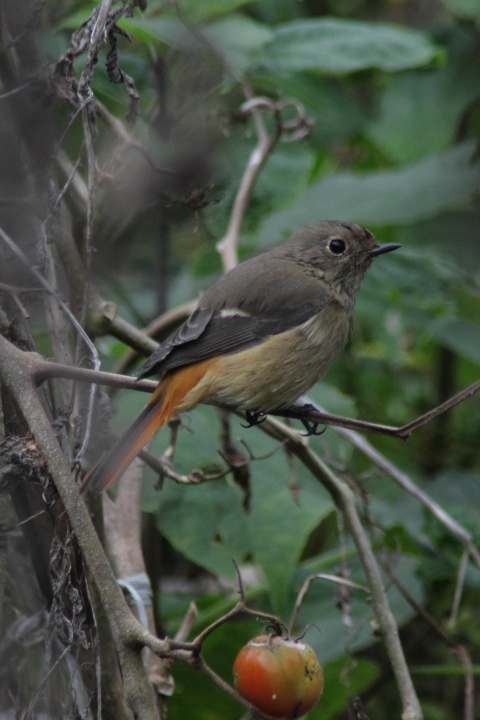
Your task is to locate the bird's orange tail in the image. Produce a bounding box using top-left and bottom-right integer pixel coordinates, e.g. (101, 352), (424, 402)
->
(80, 383), (169, 493)
(81, 358), (217, 493)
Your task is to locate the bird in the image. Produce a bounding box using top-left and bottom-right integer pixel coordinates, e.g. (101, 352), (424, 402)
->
(81, 220), (399, 493)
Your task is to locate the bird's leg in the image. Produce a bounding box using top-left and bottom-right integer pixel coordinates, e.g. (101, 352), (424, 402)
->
(242, 410), (268, 428)
(269, 403), (327, 436)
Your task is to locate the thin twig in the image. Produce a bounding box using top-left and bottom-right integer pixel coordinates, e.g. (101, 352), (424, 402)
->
(305, 401), (480, 567)
(192, 600), (281, 648)
(288, 573), (370, 636)
(0, 226), (99, 370)
(274, 382), (480, 439)
(448, 549), (469, 627)
(32, 357), (156, 392)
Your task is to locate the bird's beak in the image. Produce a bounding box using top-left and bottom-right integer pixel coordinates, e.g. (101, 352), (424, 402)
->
(369, 243), (401, 257)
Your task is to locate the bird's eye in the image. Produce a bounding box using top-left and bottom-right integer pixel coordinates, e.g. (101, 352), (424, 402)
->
(328, 238), (347, 255)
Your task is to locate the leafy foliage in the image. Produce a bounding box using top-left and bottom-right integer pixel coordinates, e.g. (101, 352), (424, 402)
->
(1, 0), (480, 719)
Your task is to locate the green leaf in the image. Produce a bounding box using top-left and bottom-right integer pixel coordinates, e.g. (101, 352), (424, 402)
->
(311, 658), (380, 719)
(256, 141), (480, 237)
(368, 32), (480, 163)
(153, 478), (251, 578)
(118, 17), (192, 51)
(247, 457), (334, 614)
(202, 16), (273, 74)
(260, 18), (443, 74)
(427, 315), (480, 364)
(441, 0), (480, 18)
(120, 15), (271, 74)
(146, 407), (333, 614)
(179, 0), (257, 22)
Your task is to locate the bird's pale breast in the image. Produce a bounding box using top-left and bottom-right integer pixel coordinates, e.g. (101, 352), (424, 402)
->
(177, 301), (351, 413)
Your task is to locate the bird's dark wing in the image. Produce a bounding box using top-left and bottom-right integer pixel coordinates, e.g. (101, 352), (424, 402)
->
(137, 256), (331, 378)
(137, 306), (214, 377)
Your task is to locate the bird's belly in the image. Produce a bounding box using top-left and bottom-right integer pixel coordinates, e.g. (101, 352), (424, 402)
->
(186, 306), (350, 413)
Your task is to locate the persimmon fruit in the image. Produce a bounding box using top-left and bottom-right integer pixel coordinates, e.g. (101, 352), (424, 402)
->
(233, 634), (323, 719)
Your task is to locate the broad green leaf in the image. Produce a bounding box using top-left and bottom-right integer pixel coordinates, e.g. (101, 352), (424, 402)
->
(369, 32), (480, 163)
(247, 457), (334, 614)
(255, 141), (480, 238)
(272, 74), (367, 146)
(147, 408), (333, 613)
(120, 15), (271, 73)
(153, 478), (251, 579)
(294, 554), (422, 663)
(202, 16), (273, 74)
(260, 18), (442, 74)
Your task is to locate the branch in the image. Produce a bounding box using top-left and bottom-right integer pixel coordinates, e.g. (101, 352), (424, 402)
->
(32, 356), (156, 393)
(111, 301), (196, 376)
(258, 415), (423, 720)
(379, 554), (474, 720)
(0, 334), (161, 720)
(216, 98), (312, 271)
(31, 356), (480, 453)
(321, 410), (480, 567)
(0, 334), (284, 719)
(0, 226), (98, 369)
(216, 98), (282, 271)
(271, 382), (480, 439)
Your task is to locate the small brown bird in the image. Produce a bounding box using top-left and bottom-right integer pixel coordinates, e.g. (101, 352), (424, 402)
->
(82, 220), (399, 493)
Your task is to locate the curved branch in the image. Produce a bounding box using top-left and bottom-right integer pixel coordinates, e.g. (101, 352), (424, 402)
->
(216, 99), (282, 271)
(259, 415), (423, 720)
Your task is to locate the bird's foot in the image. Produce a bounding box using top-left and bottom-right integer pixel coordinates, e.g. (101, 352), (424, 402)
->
(271, 403), (327, 437)
(242, 410), (268, 428)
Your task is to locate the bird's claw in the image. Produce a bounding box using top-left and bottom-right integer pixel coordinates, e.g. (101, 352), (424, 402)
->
(242, 410), (267, 429)
(299, 420), (326, 437)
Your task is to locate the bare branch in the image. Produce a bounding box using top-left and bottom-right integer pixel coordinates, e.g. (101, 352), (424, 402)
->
(379, 554), (474, 720)
(271, 381), (480, 439)
(288, 573), (370, 636)
(216, 99), (282, 271)
(0, 334), (161, 720)
(314, 404), (480, 567)
(257, 415), (423, 720)
(216, 97), (312, 271)
(448, 550), (469, 627)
